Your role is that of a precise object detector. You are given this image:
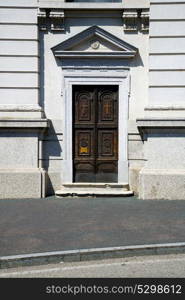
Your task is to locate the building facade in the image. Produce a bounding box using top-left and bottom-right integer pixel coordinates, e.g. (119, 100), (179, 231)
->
(0, 0), (184, 200)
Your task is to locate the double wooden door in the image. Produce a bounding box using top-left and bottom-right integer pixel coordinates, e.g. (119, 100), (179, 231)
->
(73, 85), (118, 182)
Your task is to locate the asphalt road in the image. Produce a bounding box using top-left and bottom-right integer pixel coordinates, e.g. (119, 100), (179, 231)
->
(1, 196), (185, 256)
(1, 253), (185, 278)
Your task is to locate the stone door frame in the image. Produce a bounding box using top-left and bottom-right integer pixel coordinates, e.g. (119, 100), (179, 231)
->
(61, 68), (130, 184)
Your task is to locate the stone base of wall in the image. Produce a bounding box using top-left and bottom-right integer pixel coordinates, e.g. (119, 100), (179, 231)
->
(139, 169), (185, 200)
(129, 167), (141, 196)
(0, 168), (46, 199)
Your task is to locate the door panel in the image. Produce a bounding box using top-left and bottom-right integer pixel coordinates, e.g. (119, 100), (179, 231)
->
(98, 89), (116, 123)
(73, 85), (118, 182)
(98, 130), (117, 158)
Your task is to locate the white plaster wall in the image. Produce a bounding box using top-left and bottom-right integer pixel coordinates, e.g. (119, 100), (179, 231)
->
(150, 38), (185, 54)
(0, 24), (38, 39)
(0, 135), (38, 168)
(0, 8), (37, 23)
(149, 88), (185, 104)
(0, 0), (37, 6)
(148, 0), (185, 111)
(149, 71), (185, 86)
(0, 89), (38, 105)
(0, 73), (38, 88)
(0, 1), (39, 108)
(149, 55), (185, 70)
(150, 21), (185, 36)
(150, 3), (185, 20)
(0, 41), (38, 56)
(145, 136), (185, 170)
(0, 57), (38, 72)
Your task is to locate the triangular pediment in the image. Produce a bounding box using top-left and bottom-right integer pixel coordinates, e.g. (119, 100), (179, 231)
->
(52, 26), (138, 58)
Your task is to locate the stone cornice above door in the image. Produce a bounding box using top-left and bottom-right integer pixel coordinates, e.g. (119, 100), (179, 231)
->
(52, 25), (138, 59)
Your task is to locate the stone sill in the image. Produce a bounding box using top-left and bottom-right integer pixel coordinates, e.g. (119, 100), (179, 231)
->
(0, 119), (49, 128)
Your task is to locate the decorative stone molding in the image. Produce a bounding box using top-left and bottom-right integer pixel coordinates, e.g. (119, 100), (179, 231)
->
(137, 118), (185, 136)
(122, 9), (149, 33)
(122, 10), (138, 32)
(37, 8), (65, 31)
(144, 105), (185, 111)
(49, 9), (65, 31)
(38, 8), (47, 31)
(141, 10), (149, 32)
(0, 119), (49, 129)
(137, 118), (185, 128)
(52, 25), (138, 59)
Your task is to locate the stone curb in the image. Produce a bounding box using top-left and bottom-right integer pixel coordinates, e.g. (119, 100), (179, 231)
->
(0, 242), (185, 269)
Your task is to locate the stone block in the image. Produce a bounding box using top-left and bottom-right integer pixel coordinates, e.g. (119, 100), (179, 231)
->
(0, 89), (38, 105)
(0, 57), (38, 72)
(0, 40), (38, 56)
(129, 167), (142, 195)
(149, 55), (185, 70)
(0, 169), (43, 199)
(0, 8), (37, 24)
(145, 136), (185, 170)
(0, 135), (37, 168)
(0, 73), (38, 88)
(150, 38), (185, 54)
(149, 71), (185, 86)
(150, 3), (185, 20)
(150, 21), (185, 37)
(139, 169), (185, 200)
(0, 25), (37, 40)
(149, 87), (185, 104)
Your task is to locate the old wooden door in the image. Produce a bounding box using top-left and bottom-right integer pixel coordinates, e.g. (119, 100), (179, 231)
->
(73, 85), (118, 182)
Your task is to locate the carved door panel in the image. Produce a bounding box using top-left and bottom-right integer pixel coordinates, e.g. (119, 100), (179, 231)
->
(73, 85), (118, 182)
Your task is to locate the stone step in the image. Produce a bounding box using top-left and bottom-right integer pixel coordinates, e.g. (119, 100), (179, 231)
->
(61, 183), (129, 189)
(55, 190), (133, 197)
(55, 183), (134, 197)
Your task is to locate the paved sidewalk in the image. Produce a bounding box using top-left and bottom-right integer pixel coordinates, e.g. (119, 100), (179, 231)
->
(0, 196), (185, 256)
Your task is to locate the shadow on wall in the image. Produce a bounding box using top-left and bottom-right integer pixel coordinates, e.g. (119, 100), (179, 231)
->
(42, 122), (63, 196)
(130, 52), (144, 68)
(39, 29), (64, 196)
(55, 52), (144, 69)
